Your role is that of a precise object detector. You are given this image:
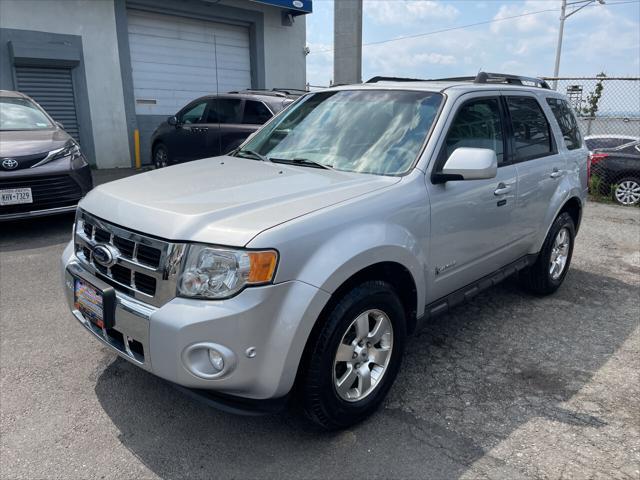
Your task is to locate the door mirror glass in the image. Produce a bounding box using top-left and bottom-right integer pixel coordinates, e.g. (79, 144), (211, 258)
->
(167, 115), (178, 126)
(437, 147), (497, 182)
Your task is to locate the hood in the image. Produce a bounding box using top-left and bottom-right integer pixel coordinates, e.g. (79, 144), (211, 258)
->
(80, 156), (400, 246)
(0, 128), (70, 158)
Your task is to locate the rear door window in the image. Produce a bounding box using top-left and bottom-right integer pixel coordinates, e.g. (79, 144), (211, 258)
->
(441, 97), (505, 166)
(242, 101), (272, 124)
(506, 96), (554, 161)
(205, 98), (243, 124)
(546, 98), (583, 150)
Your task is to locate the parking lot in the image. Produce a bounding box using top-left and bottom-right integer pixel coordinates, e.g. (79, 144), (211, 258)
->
(1, 184), (639, 479)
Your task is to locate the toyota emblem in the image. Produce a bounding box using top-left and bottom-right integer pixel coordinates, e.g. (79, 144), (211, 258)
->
(1, 158), (18, 170)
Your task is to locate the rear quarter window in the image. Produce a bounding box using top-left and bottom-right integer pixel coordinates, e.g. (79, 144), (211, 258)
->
(546, 98), (583, 150)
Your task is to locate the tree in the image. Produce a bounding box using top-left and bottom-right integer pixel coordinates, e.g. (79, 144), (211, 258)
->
(581, 72), (606, 117)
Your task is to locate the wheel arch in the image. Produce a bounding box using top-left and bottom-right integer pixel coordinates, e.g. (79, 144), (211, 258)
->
(292, 260), (420, 397)
(533, 193), (583, 253)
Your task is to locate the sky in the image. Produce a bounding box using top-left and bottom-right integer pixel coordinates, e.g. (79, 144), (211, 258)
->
(305, 0), (640, 87)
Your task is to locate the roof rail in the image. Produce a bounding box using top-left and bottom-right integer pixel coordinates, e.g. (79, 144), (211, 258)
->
(227, 89), (288, 97)
(366, 72), (551, 89)
(366, 76), (429, 83)
(435, 72), (551, 89)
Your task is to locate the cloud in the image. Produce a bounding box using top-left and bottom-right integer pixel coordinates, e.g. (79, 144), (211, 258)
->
(490, 0), (557, 34)
(365, 0), (459, 26)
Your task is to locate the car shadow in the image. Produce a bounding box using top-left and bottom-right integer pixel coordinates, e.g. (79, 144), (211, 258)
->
(94, 267), (637, 479)
(0, 212), (75, 251)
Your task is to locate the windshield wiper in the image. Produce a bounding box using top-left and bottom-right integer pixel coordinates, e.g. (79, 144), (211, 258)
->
(235, 149), (270, 162)
(270, 158), (333, 170)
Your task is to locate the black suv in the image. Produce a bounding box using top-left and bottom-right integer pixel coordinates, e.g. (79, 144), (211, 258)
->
(150, 89), (302, 168)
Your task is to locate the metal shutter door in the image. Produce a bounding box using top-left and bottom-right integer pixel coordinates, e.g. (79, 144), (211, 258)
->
(127, 9), (252, 116)
(15, 66), (80, 143)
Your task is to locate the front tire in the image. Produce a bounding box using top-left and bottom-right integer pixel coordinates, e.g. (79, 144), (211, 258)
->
(301, 281), (406, 430)
(153, 143), (170, 169)
(520, 212), (575, 295)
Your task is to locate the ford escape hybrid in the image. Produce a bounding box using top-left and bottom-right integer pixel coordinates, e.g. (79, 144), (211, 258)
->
(61, 73), (587, 429)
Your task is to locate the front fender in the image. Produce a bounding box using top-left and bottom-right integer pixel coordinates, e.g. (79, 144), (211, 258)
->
(274, 220), (427, 317)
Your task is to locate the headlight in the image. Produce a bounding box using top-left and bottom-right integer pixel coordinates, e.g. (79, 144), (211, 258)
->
(35, 140), (85, 167)
(178, 245), (278, 299)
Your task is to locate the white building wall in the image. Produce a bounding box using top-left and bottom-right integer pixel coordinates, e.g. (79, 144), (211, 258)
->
(0, 0), (131, 169)
(219, 0), (307, 90)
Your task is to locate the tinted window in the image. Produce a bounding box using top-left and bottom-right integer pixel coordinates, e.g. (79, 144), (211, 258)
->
(546, 98), (582, 150)
(180, 102), (207, 124)
(585, 137), (636, 151)
(507, 96), (553, 160)
(206, 98), (242, 124)
(243, 101), (272, 124)
(442, 97), (504, 165)
(621, 143), (640, 156)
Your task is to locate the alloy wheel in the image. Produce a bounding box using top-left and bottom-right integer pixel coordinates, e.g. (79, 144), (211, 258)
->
(549, 227), (570, 280)
(333, 309), (393, 402)
(154, 148), (168, 168)
(614, 180), (640, 206)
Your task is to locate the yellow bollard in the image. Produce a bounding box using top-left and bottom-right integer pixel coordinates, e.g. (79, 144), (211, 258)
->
(134, 129), (141, 169)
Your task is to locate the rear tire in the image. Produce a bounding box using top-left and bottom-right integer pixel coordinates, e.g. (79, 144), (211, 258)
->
(520, 212), (575, 295)
(613, 177), (640, 206)
(301, 281), (406, 430)
(153, 143), (170, 169)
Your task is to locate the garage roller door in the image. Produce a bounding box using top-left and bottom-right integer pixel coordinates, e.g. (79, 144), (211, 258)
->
(15, 66), (80, 143)
(127, 10), (252, 116)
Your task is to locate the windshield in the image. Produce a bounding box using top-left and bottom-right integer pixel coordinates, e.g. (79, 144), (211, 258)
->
(0, 97), (53, 131)
(237, 89), (443, 175)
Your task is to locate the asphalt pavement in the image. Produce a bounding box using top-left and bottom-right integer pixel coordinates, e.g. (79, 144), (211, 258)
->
(1, 174), (638, 479)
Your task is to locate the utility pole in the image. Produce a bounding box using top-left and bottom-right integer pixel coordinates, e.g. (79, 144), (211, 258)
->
(334, 0), (363, 85)
(552, 0), (605, 90)
(552, 0), (568, 90)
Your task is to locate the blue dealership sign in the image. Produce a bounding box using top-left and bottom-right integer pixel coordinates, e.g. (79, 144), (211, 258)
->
(250, 0), (312, 14)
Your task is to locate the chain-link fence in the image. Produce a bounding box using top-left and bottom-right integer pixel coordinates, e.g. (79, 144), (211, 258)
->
(544, 77), (640, 206)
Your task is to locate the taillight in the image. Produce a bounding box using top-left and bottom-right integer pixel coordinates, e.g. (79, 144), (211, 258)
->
(588, 152), (608, 180)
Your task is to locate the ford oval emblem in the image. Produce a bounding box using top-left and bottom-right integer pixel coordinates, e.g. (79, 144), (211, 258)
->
(292, 0), (303, 8)
(1, 158), (18, 170)
(92, 244), (119, 268)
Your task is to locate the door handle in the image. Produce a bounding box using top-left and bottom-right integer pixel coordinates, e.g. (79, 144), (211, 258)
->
(494, 183), (512, 196)
(550, 168), (564, 178)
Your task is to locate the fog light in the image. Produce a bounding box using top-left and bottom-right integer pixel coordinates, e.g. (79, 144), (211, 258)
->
(208, 349), (225, 372)
(181, 342), (236, 379)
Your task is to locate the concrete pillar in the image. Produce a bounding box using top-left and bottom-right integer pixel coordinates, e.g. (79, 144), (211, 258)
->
(333, 0), (362, 85)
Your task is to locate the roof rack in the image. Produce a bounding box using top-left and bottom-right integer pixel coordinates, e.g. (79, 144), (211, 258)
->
(366, 76), (428, 83)
(366, 72), (551, 89)
(227, 88), (305, 97)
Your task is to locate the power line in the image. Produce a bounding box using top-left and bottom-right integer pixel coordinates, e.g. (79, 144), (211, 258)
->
(308, 0), (640, 55)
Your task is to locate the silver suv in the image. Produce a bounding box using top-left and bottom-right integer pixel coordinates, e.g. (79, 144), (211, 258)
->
(61, 73), (587, 429)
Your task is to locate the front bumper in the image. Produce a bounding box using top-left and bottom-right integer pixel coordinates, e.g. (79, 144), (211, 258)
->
(61, 242), (330, 400)
(0, 159), (92, 221)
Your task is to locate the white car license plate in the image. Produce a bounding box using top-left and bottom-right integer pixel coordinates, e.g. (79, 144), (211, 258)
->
(0, 188), (33, 206)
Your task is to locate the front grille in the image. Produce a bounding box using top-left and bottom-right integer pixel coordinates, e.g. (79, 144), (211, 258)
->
(0, 174), (82, 214)
(74, 210), (186, 307)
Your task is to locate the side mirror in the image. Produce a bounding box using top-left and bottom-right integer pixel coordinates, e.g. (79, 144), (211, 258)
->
(55, 121), (64, 130)
(167, 115), (179, 127)
(433, 147), (497, 183)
